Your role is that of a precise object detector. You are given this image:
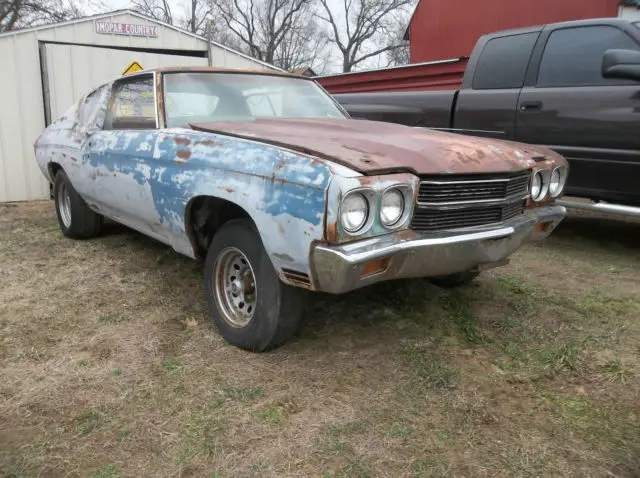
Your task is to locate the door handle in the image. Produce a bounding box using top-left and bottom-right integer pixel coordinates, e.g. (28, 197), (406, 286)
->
(520, 101), (543, 112)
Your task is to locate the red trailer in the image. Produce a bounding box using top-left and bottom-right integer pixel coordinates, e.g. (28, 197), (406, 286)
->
(317, 58), (467, 94)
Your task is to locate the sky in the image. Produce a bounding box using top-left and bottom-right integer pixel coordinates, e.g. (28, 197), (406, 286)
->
(77, 0), (414, 73)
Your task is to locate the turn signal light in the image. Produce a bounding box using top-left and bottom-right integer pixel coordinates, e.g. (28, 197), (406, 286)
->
(361, 258), (389, 278)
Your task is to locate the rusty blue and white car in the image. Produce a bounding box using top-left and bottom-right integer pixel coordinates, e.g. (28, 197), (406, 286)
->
(35, 67), (569, 351)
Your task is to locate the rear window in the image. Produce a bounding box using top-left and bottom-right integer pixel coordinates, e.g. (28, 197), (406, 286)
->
(472, 32), (538, 90)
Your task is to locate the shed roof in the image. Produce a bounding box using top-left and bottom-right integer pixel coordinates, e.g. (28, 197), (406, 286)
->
(0, 9), (281, 71)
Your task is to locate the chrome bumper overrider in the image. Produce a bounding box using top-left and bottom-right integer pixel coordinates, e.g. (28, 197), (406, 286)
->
(311, 205), (566, 294)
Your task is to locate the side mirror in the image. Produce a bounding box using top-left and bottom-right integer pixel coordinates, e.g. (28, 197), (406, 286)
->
(602, 49), (640, 81)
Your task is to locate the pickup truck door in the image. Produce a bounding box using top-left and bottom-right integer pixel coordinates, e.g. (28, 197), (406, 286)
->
(515, 24), (640, 205)
(454, 31), (539, 140)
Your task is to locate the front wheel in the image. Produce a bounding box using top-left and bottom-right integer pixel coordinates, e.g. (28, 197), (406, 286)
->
(204, 219), (306, 352)
(429, 270), (480, 288)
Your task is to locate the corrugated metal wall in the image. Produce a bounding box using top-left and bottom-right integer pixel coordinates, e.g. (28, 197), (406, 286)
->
(0, 11), (274, 203)
(409, 0), (620, 63)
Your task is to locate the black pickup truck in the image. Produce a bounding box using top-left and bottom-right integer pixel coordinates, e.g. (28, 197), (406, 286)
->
(334, 18), (640, 208)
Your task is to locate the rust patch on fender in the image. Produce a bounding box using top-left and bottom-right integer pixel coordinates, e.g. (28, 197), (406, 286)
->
(176, 149), (191, 160)
(175, 137), (191, 146)
(217, 186), (235, 193)
(194, 139), (222, 147)
(278, 223), (285, 234)
(326, 221), (338, 244)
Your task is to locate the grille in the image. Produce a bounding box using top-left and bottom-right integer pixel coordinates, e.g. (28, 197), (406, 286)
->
(282, 268), (311, 288)
(417, 170), (530, 205)
(411, 170), (531, 233)
(411, 201), (525, 233)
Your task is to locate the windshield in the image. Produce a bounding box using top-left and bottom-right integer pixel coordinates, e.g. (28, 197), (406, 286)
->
(163, 72), (345, 127)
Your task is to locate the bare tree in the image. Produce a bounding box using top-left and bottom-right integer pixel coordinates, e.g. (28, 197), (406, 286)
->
(207, 0), (313, 66)
(1, 0), (82, 32)
(383, 13), (410, 67)
(316, 0), (413, 72)
(274, 16), (330, 73)
(130, 0), (174, 25)
(178, 0), (214, 34)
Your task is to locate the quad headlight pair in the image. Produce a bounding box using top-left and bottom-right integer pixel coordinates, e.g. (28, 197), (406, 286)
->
(341, 187), (410, 234)
(530, 166), (568, 202)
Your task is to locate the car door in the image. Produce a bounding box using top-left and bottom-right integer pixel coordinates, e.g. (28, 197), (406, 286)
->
(84, 74), (165, 239)
(516, 24), (640, 204)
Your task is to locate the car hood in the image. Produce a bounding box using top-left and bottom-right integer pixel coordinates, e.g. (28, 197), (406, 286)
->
(190, 118), (558, 175)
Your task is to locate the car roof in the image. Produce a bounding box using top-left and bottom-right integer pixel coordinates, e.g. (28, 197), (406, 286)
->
(122, 66), (299, 79)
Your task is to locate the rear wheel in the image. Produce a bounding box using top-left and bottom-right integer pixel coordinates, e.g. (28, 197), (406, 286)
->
(204, 219), (306, 352)
(429, 270), (480, 288)
(53, 169), (103, 239)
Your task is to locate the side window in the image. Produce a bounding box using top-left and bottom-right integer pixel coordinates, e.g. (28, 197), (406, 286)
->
(537, 26), (640, 87)
(472, 33), (538, 89)
(77, 84), (110, 134)
(104, 76), (156, 130)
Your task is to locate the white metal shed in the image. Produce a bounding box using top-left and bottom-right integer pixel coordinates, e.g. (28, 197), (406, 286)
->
(0, 10), (279, 202)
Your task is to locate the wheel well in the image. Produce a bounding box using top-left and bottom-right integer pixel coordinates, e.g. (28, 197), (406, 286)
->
(48, 162), (62, 181)
(185, 196), (253, 258)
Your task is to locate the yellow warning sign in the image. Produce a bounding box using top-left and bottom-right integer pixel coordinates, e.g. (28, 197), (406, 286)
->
(122, 61), (144, 75)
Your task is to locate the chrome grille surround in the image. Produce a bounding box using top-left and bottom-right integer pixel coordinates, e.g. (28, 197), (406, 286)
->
(411, 170), (532, 233)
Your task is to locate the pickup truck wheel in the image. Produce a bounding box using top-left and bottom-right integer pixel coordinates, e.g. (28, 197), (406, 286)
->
(204, 219), (306, 352)
(429, 271), (480, 288)
(53, 170), (103, 239)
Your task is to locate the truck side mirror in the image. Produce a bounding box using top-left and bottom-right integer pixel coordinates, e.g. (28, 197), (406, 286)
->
(602, 49), (640, 81)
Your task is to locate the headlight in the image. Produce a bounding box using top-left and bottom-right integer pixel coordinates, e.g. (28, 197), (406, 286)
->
(530, 170), (548, 202)
(340, 192), (369, 233)
(549, 166), (567, 198)
(380, 188), (405, 227)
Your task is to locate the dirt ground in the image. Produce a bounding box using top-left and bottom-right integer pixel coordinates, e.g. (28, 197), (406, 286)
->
(1, 200), (639, 478)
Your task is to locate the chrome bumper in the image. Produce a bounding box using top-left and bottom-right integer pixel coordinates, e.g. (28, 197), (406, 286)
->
(311, 205), (566, 294)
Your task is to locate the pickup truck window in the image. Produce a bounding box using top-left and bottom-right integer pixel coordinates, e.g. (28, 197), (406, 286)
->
(537, 26), (640, 87)
(472, 33), (538, 90)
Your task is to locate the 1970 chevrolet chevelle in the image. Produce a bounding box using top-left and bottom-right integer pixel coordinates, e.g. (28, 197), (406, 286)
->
(35, 67), (568, 351)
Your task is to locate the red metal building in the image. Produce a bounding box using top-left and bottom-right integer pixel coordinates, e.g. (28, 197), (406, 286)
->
(406, 0), (619, 63)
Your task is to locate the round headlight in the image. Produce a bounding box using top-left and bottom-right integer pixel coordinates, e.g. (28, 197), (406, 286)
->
(341, 193), (369, 233)
(530, 170), (546, 201)
(549, 166), (567, 198)
(380, 188), (405, 227)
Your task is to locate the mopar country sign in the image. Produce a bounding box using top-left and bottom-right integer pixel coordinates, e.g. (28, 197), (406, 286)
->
(95, 22), (159, 37)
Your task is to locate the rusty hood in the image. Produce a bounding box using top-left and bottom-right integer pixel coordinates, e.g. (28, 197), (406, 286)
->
(189, 118), (558, 175)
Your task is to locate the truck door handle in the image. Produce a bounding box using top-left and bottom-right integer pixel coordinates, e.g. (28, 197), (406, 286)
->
(520, 101), (543, 112)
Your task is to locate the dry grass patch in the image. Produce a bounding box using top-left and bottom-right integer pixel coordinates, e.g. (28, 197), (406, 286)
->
(1, 201), (639, 477)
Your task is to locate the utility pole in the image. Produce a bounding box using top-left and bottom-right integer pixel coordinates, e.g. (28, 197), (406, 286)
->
(206, 20), (213, 66)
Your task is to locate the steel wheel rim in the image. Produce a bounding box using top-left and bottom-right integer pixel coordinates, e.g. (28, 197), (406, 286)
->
(58, 183), (72, 228)
(213, 247), (257, 328)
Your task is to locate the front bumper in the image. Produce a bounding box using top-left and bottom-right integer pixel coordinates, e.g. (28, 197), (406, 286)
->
(311, 205), (566, 294)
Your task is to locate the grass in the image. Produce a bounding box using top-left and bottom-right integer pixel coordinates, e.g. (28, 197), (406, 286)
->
(0, 201), (639, 477)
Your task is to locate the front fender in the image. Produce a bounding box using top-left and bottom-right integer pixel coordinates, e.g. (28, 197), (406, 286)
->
(147, 130), (334, 282)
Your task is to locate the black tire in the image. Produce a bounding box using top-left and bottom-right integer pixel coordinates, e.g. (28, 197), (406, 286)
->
(430, 270), (480, 288)
(204, 219), (306, 352)
(53, 169), (104, 239)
